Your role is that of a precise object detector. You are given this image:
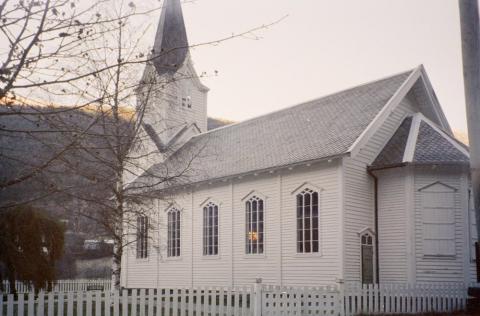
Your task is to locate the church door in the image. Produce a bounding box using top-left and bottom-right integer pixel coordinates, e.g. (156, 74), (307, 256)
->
(361, 233), (374, 284)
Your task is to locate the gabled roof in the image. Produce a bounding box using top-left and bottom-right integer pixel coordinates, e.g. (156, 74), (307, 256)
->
(152, 0), (189, 76)
(371, 113), (469, 169)
(133, 67), (468, 189)
(135, 70), (413, 187)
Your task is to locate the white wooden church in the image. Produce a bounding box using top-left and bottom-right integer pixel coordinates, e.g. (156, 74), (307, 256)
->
(121, 0), (476, 288)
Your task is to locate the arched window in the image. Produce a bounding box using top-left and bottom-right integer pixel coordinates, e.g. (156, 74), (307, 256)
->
(167, 208), (181, 257)
(361, 232), (374, 284)
(296, 189), (319, 253)
(246, 196), (264, 254)
(203, 202), (218, 255)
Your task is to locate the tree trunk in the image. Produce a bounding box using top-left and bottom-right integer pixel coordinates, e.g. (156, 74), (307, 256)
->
(111, 235), (123, 290)
(0, 271), (4, 293)
(6, 263), (17, 295)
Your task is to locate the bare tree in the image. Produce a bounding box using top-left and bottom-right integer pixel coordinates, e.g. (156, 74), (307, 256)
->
(1, 0), (286, 288)
(33, 0), (206, 287)
(0, 0), (164, 192)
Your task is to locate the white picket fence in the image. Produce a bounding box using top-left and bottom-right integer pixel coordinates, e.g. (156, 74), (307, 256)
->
(343, 282), (468, 315)
(0, 282), (471, 316)
(0, 287), (253, 316)
(1, 279), (111, 294)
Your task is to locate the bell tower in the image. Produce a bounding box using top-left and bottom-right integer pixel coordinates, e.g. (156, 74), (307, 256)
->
(138, 0), (209, 148)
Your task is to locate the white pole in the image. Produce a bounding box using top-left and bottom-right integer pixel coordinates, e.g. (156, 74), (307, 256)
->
(458, 0), (480, 280)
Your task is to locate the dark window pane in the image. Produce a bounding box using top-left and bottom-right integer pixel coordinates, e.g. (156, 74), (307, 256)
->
(313, 241), (319, 253)
(305, 228), (311, 242)
(258, 232), (264, 243)
(312, 192), (318, 206)
(297, 219), (303, 230)
(297, 230), (303, 243)
(312, 204), (318, 218)
(297, 242), (303, 253)
(305, 218), (311, 230)
(313, 229), (319, 241)
(297, 195), (303, 217)
(305, 242), (311, 253)
(304, 193), (311, 208)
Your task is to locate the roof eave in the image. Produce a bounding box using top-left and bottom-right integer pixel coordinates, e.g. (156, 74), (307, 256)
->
(368, 161), (470, 172)
(148, 152), (350, 193)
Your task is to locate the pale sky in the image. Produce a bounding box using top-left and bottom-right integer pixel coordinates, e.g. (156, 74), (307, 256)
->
(176, 0), (467, 132)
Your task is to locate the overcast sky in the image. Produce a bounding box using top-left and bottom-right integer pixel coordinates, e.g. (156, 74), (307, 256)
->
(175, 0), (466, 132)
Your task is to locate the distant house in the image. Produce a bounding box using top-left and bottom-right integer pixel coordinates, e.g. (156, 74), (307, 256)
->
(121, 0), (475, 288)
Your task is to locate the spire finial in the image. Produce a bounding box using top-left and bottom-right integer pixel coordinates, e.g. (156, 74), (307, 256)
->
(152, 0), (189, 75)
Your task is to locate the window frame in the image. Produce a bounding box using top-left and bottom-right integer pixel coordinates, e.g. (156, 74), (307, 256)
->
(245, 195), (265, 255)
(167, 208), (181, 258)
(360, 231), (375, 284)
(419, 183), (457, 258)
(136, 215), (149, 259)
(203, 202), (219, 256)
(296, 188), (320, 254)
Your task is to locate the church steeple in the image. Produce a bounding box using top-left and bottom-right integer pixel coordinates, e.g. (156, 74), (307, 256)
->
(136, 0), (208, 160)
(152, 0), (189, 76)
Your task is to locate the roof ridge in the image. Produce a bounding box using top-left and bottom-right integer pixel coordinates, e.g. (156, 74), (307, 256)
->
(197, 67), (416, 138)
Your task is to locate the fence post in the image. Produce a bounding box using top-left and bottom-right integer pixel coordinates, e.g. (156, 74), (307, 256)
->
(338, 281), (346, 316)
(253, 278), (263, 316)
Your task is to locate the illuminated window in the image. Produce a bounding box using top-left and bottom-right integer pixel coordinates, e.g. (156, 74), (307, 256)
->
(246, 196), (264, 254)
(167, 208), (181, 257)
(296, 189), (319, 253)
(203, 202), (218, 255)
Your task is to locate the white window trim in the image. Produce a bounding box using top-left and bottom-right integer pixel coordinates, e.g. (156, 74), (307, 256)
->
(359, 231), (376, 284)
(245, 195), (266, 256)
(202, 201), (220, 257)
(166, 207), (182, 259)
(420, 182), (457, 257)
(294, 187), (322, 255)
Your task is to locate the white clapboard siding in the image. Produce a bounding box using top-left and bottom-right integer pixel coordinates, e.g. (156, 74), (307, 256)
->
(414, 169), (469, 283)
(124, 161), (342, 288)
(377, 168), (409, 283)
(343, 96), (417, 283)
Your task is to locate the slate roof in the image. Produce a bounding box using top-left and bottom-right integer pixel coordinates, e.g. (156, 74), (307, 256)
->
(371, 117), (412, 167)
(137, 71), (414, 187)
(152, 0), (189, 76)
(371, 117), (469, 169)
(414, 121), (469, 164)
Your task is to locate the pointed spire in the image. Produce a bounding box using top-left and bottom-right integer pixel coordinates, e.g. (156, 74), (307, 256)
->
(152, 0), (189, 76)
